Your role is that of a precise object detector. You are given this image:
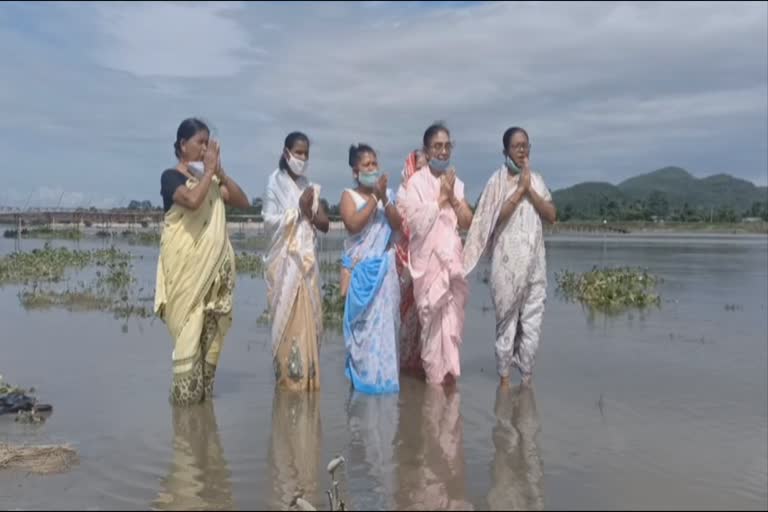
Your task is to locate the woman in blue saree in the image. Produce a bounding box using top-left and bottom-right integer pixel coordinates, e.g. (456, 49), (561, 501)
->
(338, 143), (403, 394)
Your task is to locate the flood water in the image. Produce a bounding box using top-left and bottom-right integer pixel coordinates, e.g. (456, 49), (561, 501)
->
(1, 233), (766, 510)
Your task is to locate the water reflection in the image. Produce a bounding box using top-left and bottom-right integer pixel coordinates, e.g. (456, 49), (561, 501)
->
(487, 384), (544, 511)
(345, 390), (399, 510)
(268, 390), (323, 510)
(394, 378), (473, 510)
(152, 401), (234, 511)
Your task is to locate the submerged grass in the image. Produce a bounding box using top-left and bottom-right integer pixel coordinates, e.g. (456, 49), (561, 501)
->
(555, 266), (661, 313)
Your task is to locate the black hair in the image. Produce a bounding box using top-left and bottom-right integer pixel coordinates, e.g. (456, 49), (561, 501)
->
(279, 131), (310, 172)
(502, 126), (529, 153)
(348, 143), (376, 169)
(174, 118), (209, 158)
(422, 121), (450, 149)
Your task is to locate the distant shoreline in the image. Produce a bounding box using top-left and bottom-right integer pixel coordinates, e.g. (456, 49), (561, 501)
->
(2, 220), (766, 240)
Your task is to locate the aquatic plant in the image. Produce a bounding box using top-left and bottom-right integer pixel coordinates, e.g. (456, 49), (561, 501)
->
(235, 251), (265, 277)
(3, 227), (82, 240)
(319, 259), (342, 275)
(321, 282), (345, 329)
(555, 266), (661, 313)
(0, 244), (132, 286)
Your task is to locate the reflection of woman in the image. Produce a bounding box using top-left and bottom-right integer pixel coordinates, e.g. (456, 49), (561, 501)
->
(154, 118), (250, 405)
(487, 384), (544, 511)
(345, 391), (399, 510)
(268, 391), (322, 510)
(393, 377), (473, 510)
(153, 401), (234, 511)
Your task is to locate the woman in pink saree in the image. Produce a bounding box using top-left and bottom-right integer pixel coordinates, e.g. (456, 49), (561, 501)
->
(398, 123), (473, 386)
(394, 149), (427, 375)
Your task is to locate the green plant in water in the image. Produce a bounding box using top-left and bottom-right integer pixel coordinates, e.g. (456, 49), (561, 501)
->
(555, 266), (662, 314)
(235, 251), (265, 277)
(0, 243), (131, 286)
(321, 282), (345, 329)
(319, 259), (342, 275)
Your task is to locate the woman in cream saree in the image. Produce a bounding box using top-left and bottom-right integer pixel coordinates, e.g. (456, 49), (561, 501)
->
(263, 132), (329, 392)
(154, 118), (250, 406)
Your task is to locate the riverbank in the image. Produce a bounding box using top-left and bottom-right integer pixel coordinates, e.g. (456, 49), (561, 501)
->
(3, 220), (767, 241)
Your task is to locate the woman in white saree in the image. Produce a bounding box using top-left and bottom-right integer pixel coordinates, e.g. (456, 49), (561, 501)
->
(263, 132), (330, 391)
(463, 127), (556, 387)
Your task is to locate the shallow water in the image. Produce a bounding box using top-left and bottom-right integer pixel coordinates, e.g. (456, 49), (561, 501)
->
(0, 234), (766, 510)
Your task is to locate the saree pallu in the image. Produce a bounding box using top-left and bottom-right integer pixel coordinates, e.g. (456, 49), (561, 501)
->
(154, 175), (235, 406)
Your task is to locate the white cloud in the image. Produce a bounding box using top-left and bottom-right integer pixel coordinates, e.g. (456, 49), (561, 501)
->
(92, 1), (259, 78)
(0, 0), (765, 208)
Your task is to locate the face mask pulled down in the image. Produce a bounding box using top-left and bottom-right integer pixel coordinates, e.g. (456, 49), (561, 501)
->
(357, 169), (380, 188)
(429, 158), (451, 173)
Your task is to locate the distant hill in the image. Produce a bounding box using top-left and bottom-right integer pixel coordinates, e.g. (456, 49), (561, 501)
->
(552, 167), (768, 221)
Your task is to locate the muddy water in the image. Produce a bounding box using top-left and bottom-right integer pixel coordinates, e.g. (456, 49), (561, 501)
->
(0, 234), (766, 510)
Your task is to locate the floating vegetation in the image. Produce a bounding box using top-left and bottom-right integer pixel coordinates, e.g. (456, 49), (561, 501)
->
(3, 227), (82, 240)
(122, 230), (161, 245)
(0, 243), (132, 286)
(555, 266), (661, 313)
(319, 259), (342, 275)
(18, 257), (151, 321)
(235, 251), (265, 277)
(10, 244), (150, 322)
(321, 282), (345, 329)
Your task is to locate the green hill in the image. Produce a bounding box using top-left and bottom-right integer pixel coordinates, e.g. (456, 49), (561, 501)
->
(553, 167), (768, 221)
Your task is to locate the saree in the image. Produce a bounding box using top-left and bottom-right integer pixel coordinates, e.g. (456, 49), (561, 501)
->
(154, 174), (235, 406)
(463, 167), (552, 378)
(398, 170), (469, 385)
(342, 188), (400, 395)
(263, 168), (323, 391)
(394, 152), (423, 374)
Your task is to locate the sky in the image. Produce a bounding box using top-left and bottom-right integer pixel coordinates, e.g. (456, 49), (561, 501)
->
(0, 0), (766, 209)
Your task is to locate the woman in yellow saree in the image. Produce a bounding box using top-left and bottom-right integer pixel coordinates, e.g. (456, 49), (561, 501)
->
(154, 118), (250, 406)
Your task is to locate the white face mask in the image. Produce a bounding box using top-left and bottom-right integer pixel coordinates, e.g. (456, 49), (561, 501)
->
(188, 161), (205, 173)
(287, 151), (308, 175)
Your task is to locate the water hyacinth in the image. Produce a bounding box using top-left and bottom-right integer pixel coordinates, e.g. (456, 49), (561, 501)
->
(555, 266), (661, 313)
(0, 243), (131, 286)
(235, 251), (265, 277)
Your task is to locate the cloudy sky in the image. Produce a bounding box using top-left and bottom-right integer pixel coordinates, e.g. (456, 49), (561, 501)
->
(0, 1), (766, 209)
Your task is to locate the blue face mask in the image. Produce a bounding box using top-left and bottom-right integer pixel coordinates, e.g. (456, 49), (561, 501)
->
(429, 158), (450, 173)
(357, 169), (380, 188)
(505, 155), (521, 174)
